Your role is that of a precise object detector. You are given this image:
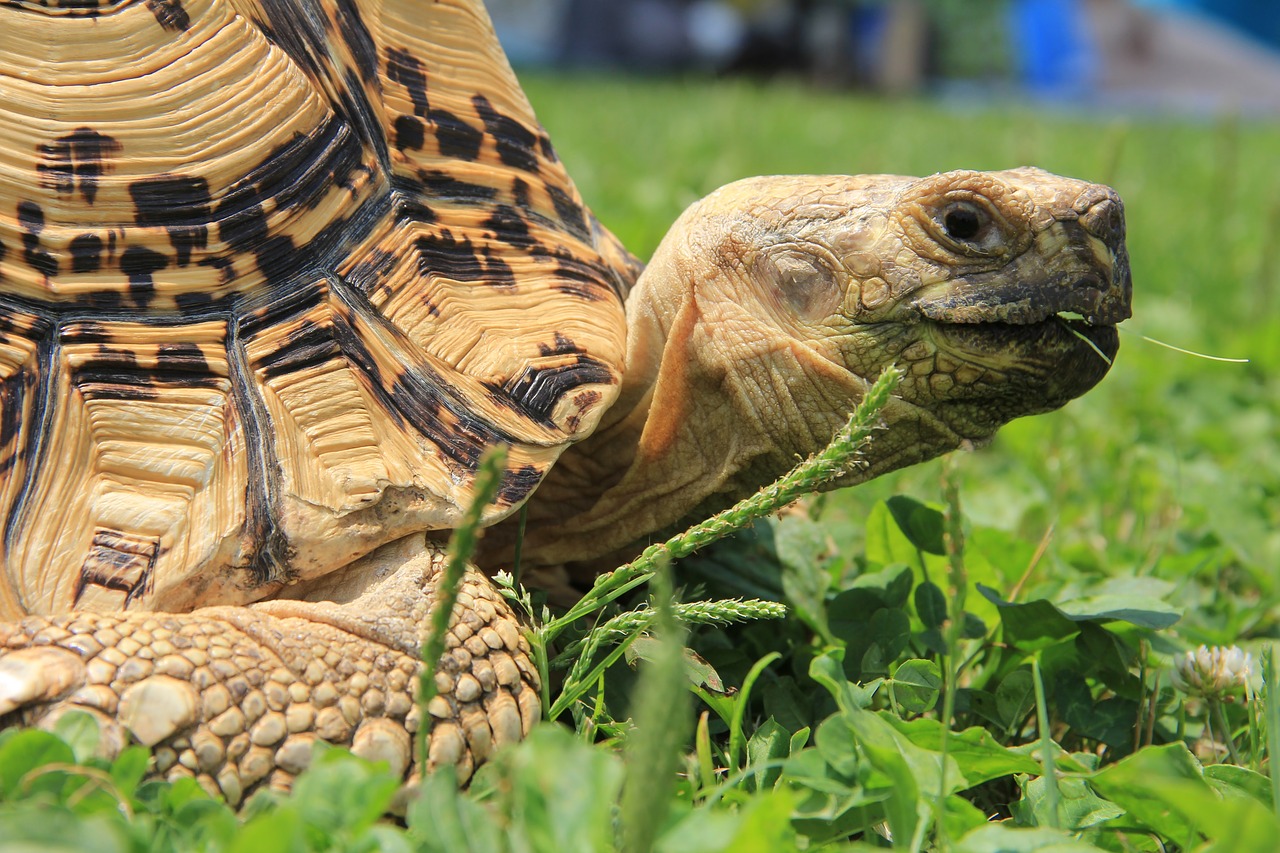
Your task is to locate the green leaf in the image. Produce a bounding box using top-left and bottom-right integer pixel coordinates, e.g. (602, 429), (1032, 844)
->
(0, 803), (129, 853)
(788, 727), (811, 756)
(961, 611), (988, 639)
(489, 725), (623, 853)
(1088, 743), (1231, 845)
(745, 717), (792, 791)
(1076, 620), (1133, 668)
(50, 711), (101, 764)
(366, 825), (416, 853)
(108, 747), (150, 802)
(761, 675), (814, 736)
(775, 515), (835, 641)
(995, 668), (1036, 731)
(953, 823), (1110, 852)
(964, 688), (1004, 729)
(851, 564), (914, 609)
(979, 584), (1181, 642)
(0, 728), (75, 799)
(838, 708), (964, 846)
(168, 797), (239, 851)
(889, 717), (1041, 787)
(890, 659), (941, 715)
(717, 790), (801, 853)
(627, 637), (726, 692)
(808, 649), (879, 714)
(781, 747), (863, 796)
(814, 714), (860, 779)
(1056, 594), (1181, 629)
(866, 499), (947, 574)
(917, 627), (947, 655)
(773, 514), (830, 574)
(885, 495), (947, 555)
(408, 766), (507, 853)
(864, 501), (917, 568)
(939, 794), (990, 841)
(1204, 764), (1275, 808)
(657, 790), (800, 853)
(864, 608), (911, 673)
(1054, 672), (1140, 750)
(146, 775), (213, 812)
(289, 745), (400, 838)
(978, 588), (1081, 648)
(231, 806), (307, 853)
(913, 581), (947, 628)
(1015, 774), (1125, 831)
(827, 589), (883, 646)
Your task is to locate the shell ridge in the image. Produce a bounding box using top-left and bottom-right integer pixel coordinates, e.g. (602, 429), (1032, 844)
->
(226, 309), (289, 585)
(241, 0), (391, 179)
(325, 273), (518, 464)
(0, 308), (56, 616)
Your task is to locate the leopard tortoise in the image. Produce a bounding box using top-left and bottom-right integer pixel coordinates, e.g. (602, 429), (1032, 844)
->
(0, 0), (1131, 802)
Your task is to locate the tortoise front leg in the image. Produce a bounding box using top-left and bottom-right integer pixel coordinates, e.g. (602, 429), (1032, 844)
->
(0, 552), (539, 804)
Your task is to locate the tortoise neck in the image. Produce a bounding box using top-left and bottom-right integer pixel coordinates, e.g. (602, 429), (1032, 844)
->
(488, 227), (802, 574)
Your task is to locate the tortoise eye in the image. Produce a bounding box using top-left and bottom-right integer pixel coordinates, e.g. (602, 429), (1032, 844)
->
(942, 203), (985, 242)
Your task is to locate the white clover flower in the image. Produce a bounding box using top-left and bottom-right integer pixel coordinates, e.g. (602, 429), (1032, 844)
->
(1170, 644), (1252, 697)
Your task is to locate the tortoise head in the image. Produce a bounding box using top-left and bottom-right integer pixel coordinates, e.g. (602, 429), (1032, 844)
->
(695, 166), (1131, 457)
(508, 168), (1131, 571)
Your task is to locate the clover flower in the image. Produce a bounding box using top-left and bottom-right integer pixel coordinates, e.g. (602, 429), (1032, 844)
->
(1170, 644), (1252, 697)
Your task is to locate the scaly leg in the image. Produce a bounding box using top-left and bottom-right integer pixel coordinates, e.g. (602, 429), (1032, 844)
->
(0, 536), (539, 804)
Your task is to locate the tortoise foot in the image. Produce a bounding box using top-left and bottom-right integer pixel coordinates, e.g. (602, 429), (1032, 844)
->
(0, 542), (539, 803)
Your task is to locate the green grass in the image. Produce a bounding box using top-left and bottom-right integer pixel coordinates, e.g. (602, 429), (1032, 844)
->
(3, 74), (1280, 851)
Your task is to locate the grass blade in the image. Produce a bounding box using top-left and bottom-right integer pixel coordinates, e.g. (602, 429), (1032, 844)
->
(619, 554), (689, 853)
(417, 445), (509, 769)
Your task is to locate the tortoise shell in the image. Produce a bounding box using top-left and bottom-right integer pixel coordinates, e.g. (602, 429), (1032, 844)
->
(0, 0), (637, 618)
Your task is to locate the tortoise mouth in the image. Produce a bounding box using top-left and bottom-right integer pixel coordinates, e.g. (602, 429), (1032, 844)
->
(908, 270), (1126, 369)
(926, 314), (1119, 360)
(911, 273), (1129, 328)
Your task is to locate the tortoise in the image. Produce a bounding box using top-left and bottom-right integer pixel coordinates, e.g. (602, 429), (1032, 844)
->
(0, 0), (1131, 803)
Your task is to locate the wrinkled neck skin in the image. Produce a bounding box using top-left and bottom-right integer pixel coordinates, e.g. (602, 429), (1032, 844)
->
(496, 169), (1129, 575)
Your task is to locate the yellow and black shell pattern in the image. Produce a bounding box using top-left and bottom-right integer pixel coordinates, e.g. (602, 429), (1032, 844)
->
(0, 0), (637, 618)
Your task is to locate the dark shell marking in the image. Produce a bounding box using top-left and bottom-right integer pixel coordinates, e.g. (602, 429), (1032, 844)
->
(0, 0), (638, 617)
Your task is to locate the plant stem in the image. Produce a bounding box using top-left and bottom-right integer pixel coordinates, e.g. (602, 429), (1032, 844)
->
(1264, 646), (1280, 816)
(512, 503), (527, 588)
(1032, 658), (1061, 829)
(934, 459), (968, 851)
(416, 445), (508, 770)
(1209, 696), (1242, 765)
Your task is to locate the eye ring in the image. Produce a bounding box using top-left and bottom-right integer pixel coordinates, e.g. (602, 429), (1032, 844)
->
(942, 202), (986, 242)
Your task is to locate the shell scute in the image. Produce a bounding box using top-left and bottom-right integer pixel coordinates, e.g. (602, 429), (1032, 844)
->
(3, 317), (249, 616)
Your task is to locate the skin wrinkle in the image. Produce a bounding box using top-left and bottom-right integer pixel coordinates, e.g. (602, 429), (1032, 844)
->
(495, 168), (1129, 575)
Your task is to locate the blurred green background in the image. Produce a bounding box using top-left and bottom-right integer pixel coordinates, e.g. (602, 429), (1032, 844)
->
(524, 72), (1280, 642)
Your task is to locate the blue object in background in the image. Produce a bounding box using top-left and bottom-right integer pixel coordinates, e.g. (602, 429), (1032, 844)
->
(1009, 0), (1096, 97)
(1135, 0), (1280, 51)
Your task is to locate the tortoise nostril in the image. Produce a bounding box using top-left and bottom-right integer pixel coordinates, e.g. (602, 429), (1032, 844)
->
(1080, 197), (1125, 244)
(1076, 272), (1104, 292)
